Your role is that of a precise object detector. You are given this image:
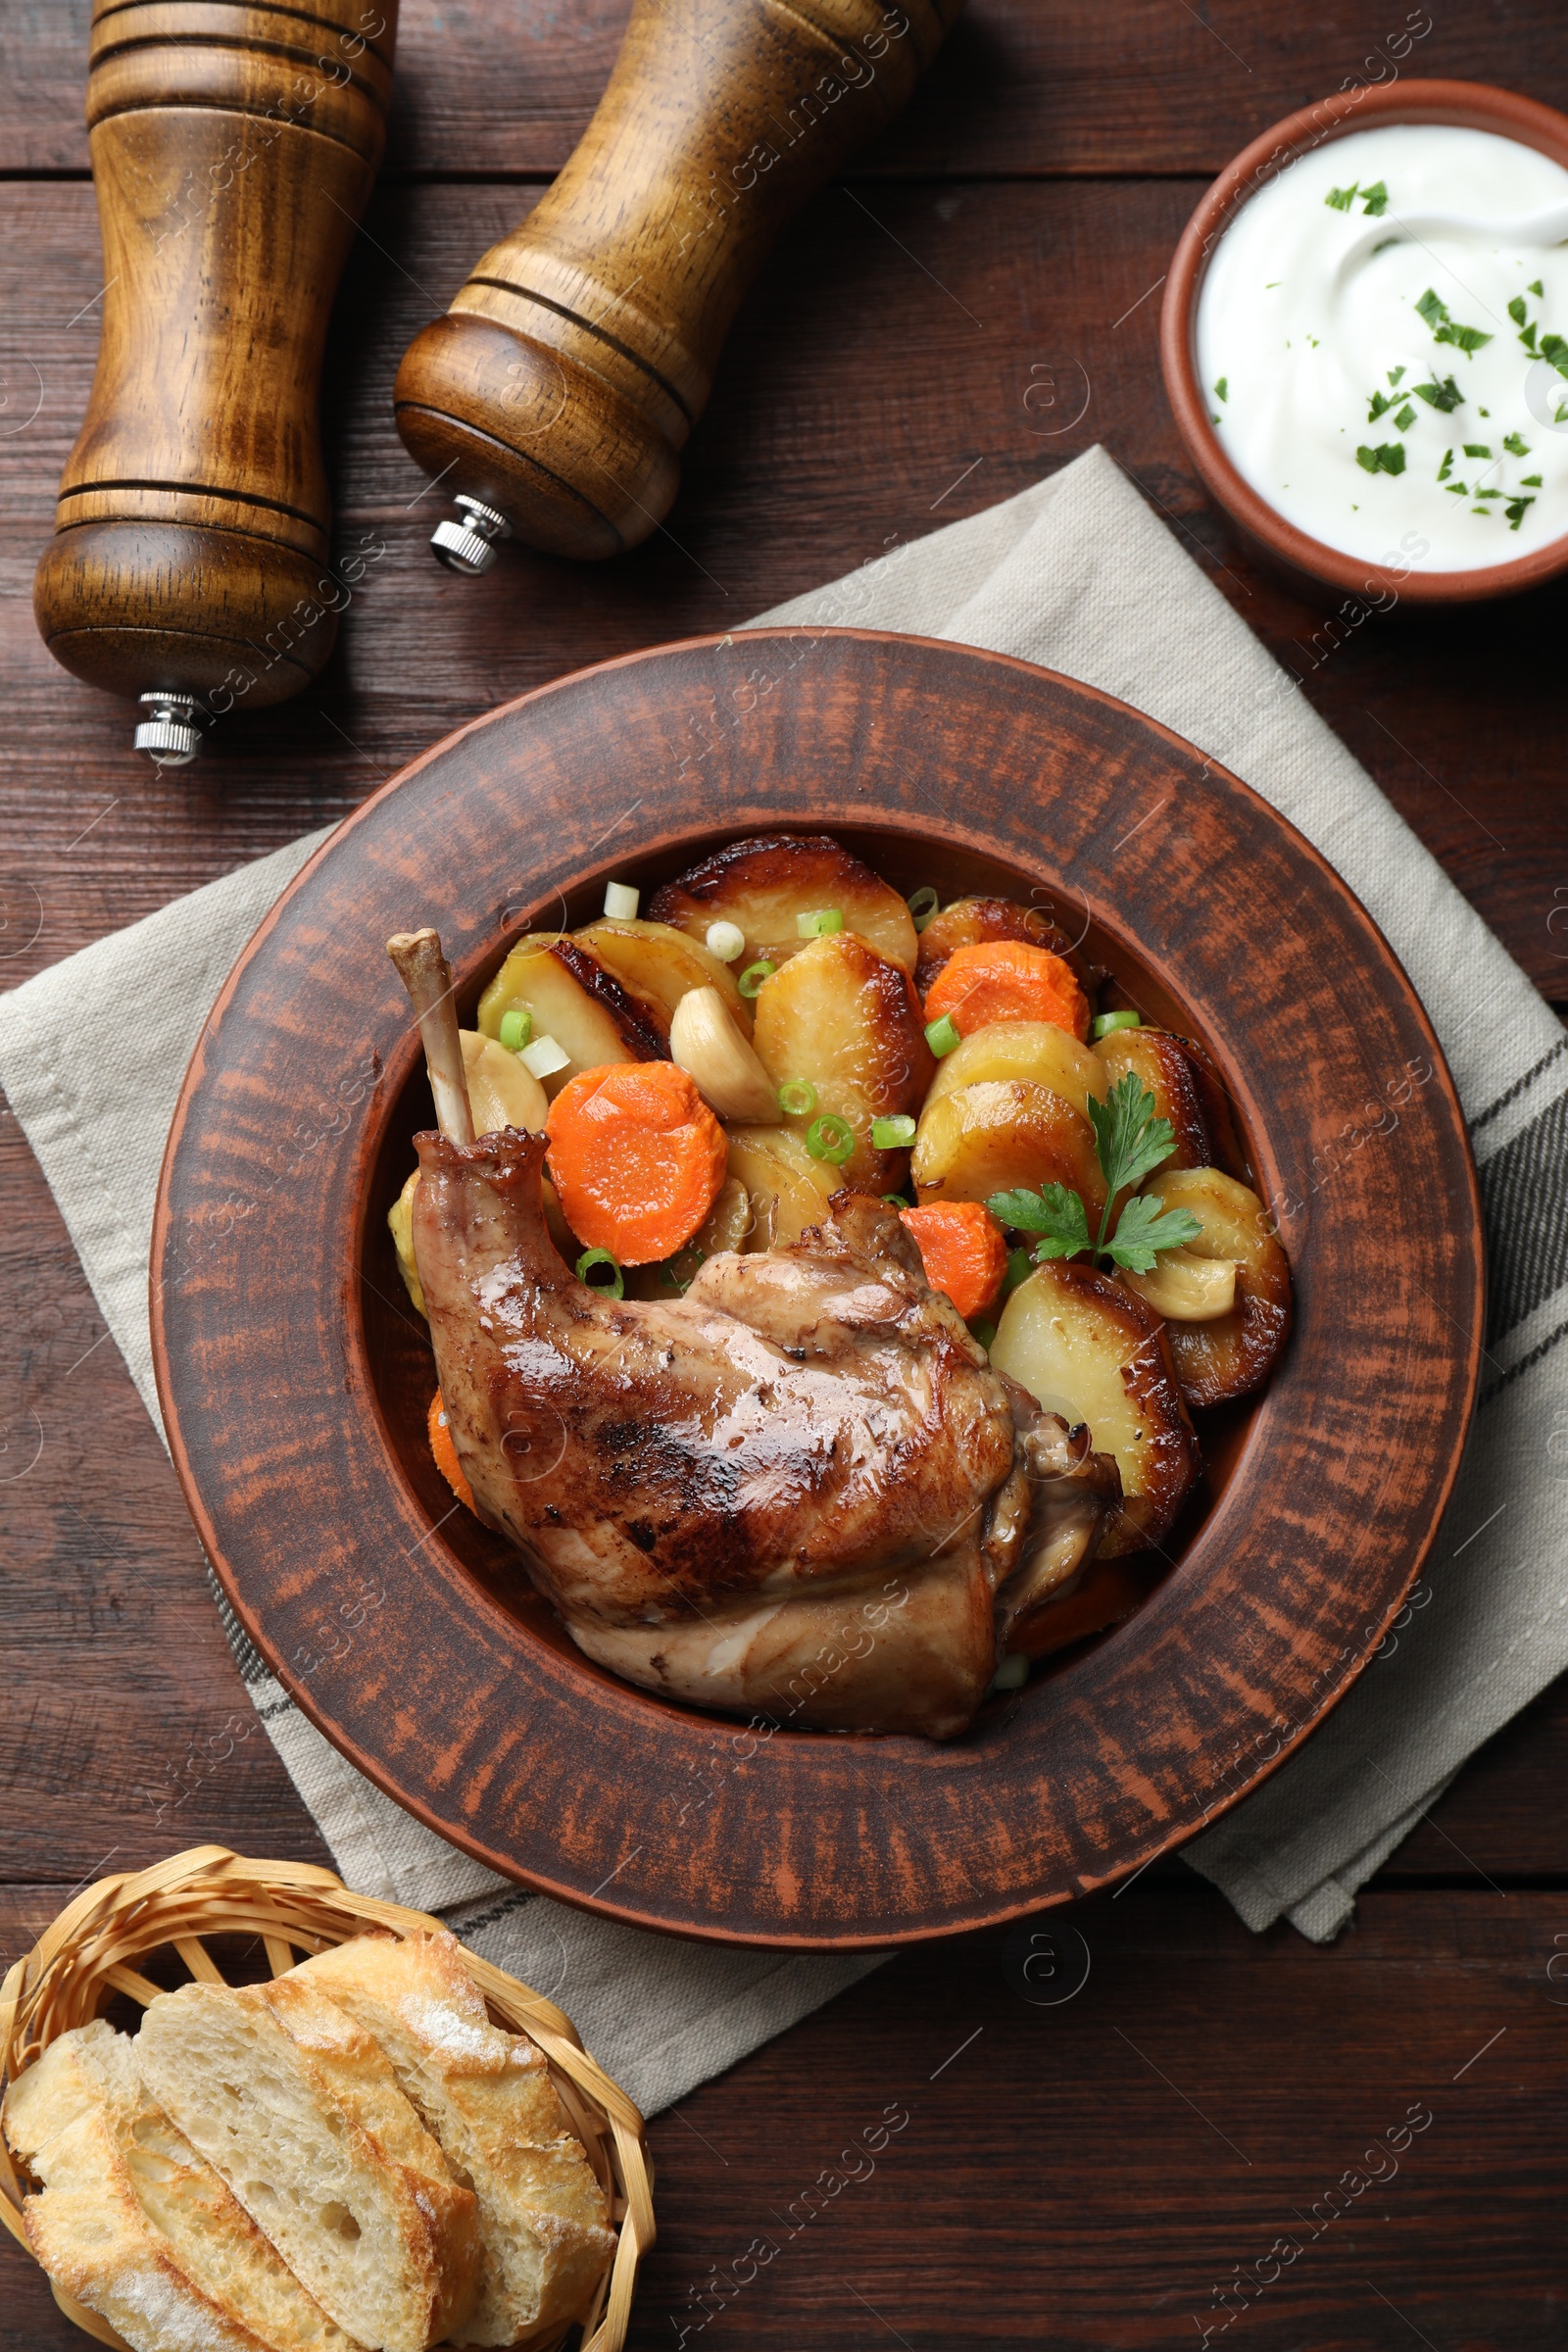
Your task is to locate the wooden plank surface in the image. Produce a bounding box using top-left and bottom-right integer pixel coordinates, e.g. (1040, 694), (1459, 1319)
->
(4, 0), (1568, 2342)
(6, 1), (1566, 179)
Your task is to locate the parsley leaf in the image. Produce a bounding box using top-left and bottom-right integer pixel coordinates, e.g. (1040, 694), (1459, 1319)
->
(1357, 442), (1406, 475)
(1502, 431), (1531, 457)
(1214, 377), (1228, 402)
(1101, 1195), (1204, 1275)
(1088, 1074), (1180, 1201)
(1541, 332), (1568, 377)
(1415, 286), (1448, 328)
(986, 1074), (1199, 1279)
(1394, 403), (1417, 432)
(1505, 497), (1536, 531)
(1508, 296), (1530, 327)
(1462, 442), (1492, 459)
(1413, 375), (1462, 412)
(1388, 365), (1406, 385)
(987, 1182), (1091, 1261)
(1367, 389), (1393, 422)
(1360, 180), (1390, 217)
(1521, 472), (1543, 487)
(1530, 278), (1544, 297)
(1437, 448), (1453, 481)
(1325, 183), (1358, 212)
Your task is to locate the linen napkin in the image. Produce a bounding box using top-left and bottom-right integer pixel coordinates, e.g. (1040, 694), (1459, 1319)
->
(2, 446), (1564, 2114)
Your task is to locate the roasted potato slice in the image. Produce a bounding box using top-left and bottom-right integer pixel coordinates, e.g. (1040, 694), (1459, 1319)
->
(751, 931), (933, 1189)
(477, 934), (665, 1091)
(924, 1020), (1110, 1126)
(647, 833), (917, 974)
(574, 915), (751, 1034)
(911, 1080), (1106, 1218)
(1095, 1027), (1212, 1170)
(461, 1030), (548, 1137)
(625, 1174), (753, 1298)
(1144, 1166), (1293, 1406)
(991, 1258), (1200, 1557)
(724, 1125), (842, 1250)
(915, 894), (1074, 996)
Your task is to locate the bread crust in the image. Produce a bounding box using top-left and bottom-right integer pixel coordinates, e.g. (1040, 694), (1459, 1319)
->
(296, 1934), (615, 2344)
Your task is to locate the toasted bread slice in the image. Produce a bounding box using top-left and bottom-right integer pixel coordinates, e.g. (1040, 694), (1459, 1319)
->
(2, 2019), (355, 2352)
(295, 1935), (615, 2345)
(137, 1976), (480, 2352)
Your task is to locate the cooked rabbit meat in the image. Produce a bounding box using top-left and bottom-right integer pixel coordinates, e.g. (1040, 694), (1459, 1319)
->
(413, 1130), (1115, 1739)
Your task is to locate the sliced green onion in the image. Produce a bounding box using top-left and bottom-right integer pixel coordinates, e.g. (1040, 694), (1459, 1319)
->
(806, 1113), (855, 1165)
(575, 1248), (624, 1298)
(1092, 1009), (1142, 1041)
(737, 958), (776, 999)
(705, 918), (746, 963)
(777, 1079), (818, 1118)
(968, 1317), (997, 1352)
(882, 1192), (912, 1209)
(906, 886), (940, 932)
(603, 880), (640, 919)
(871, 1113), (916, 1150)
(796, 907), (844, 938)
(519, 1033), (570, 1080)
(925, 1012), (960, 1056)
(499, 1006), (533, 1053)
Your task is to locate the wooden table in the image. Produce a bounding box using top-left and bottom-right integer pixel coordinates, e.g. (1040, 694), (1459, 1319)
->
(4, 6), (1566, 2344)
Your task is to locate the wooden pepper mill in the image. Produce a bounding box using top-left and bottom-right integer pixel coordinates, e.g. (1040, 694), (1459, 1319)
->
(395, 0), (962, 574)
(33, 2), (398, 762)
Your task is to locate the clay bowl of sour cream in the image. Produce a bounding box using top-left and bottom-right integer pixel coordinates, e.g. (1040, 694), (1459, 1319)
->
(1161, 80), (1568, 604)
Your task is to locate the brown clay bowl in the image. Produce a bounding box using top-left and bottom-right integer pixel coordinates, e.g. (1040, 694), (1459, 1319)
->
(151, 629), (1483, 1948)
(1161, 78), (1568, 606)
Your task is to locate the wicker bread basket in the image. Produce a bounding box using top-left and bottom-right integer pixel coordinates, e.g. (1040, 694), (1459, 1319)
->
(0, 1846), (654, 2352)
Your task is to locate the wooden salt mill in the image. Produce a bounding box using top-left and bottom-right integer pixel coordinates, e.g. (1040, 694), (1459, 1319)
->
(33, 2), (398, 763)
(395, 0), (962, 574)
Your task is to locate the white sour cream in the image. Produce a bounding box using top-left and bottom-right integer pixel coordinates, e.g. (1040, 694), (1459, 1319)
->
(1197, 123), (1568, 569)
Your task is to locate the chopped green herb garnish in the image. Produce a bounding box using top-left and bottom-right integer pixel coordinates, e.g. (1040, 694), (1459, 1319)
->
(1214, 376), (1228, 402)
(737, 958), (775, 998)
(870, 1114), (916, 1150)
(1356, 442), (1406, 476)
(806, 1113), (855, 1165)
(776, 1079), (818, 1118)
(575, 1248), (624, 1298)
(1388, 366), (1406, 386)
(1394, 403), (1417, 432)
(1325, 183), (1359, 212)
(499, 1006), (533, 1054)
(1474, 487), (1502, 500)
(1505, 497), (1536, 531)
(1413, 375), (1462, 412)
(797, 906), (843, 938)
(1530, 278), (1544, 297)
(906, 885), (939, 930)
(1521, 473), (1543, 487)
(1437, 448), (1454, 482)
(1416, 286), (1493, 355)
(1519, 318), (1540, 354)
(1502, 431), (1531, 457)
(1445, 482), (1467, 495)
(1462, 443), (1492, 459)
(1092, 1009), (1142, 1041)
(1508, 296), (1529, 327)
(924, 1013), (960, 1057)
(1541, 332), (1568, 377)
(986, 1074), (1201, 1276)
(1360, 180), (1390, 216)
(1367, 389), (1393, 422)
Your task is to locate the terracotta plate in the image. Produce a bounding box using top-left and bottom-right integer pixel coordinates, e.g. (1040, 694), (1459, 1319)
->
(153, 630), (1482, 1948)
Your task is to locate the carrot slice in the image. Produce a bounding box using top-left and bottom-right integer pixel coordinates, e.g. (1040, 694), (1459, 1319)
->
(428, 1391), (475, 1513)
(545, 1060), (726, 1264)
(923, 940), (1089, 1043)
(900, 1200), (1008, 1321)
